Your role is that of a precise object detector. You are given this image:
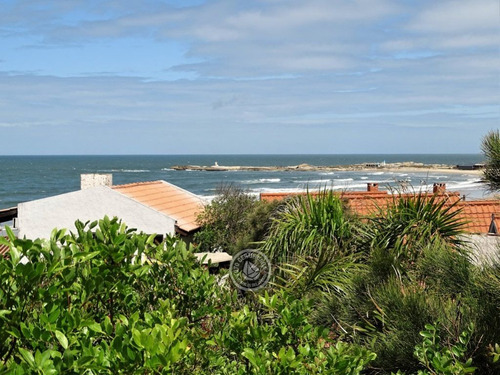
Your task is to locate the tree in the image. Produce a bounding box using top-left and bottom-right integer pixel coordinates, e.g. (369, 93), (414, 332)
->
(481, 129), (500, 191)
(194, 184), (280, 253)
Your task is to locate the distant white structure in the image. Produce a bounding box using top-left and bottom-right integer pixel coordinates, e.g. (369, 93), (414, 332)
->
(17, 186), (176, 239)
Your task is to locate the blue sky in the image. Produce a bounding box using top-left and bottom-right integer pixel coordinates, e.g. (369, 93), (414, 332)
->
(0, 0), (498, 154)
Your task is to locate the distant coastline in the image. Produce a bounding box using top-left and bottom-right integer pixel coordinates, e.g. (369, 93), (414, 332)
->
(171, 162), (483, 175)
(0, 155), (487, 210)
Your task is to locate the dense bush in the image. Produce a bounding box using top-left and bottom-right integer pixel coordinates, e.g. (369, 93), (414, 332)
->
(0, 217), (376, 374)
(255, 191), (498, 373)
(194, 184), (281, 254)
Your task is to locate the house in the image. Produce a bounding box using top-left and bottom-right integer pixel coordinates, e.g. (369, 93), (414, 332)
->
(112, 180), (204, 236)
(260, 183), (500, 236)
(16, 174), (206, 240)
(260, 183), (500, 264)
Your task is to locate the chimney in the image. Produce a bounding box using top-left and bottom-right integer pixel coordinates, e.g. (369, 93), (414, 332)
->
(81, 174), (113, 190)
(367, 183), (379, 192)
(433, 183), (446, 194)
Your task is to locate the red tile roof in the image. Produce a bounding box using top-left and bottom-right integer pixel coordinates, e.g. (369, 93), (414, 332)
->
(346, 192), (462, 217)
(112, 180), (205, 234)
(260, 188), (499, 234)
(260, 190), (389, 203)
(0, 237), (10, 258)
(455, 200), (500, 234)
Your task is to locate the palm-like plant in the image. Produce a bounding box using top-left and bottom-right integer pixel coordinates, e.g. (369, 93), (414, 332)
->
(363, 193), (466, 269)
(481, 129), (500, 191)
(262, 189), (353, 264)
(263, 190), (362, 315)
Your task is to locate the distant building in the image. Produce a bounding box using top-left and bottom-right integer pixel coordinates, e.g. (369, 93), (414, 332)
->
(16, 175), (206, 240)
(261, 183), (500, 236)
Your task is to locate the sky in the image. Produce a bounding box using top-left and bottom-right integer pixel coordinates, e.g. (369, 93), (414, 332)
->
(0, 0), (498, 155)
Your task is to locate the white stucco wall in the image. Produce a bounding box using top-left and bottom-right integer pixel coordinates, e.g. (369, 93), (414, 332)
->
(463, 234), (500, 266)
(18, 186), (176, 239)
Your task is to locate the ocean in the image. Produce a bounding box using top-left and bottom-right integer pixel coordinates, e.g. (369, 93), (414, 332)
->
(0, 154), (489, 210)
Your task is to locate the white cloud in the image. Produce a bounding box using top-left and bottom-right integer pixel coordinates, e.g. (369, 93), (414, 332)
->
(409, 0), (499, 33)
(0, 1), (497, 154)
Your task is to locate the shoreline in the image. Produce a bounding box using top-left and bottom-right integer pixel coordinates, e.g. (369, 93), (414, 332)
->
(171, 163), (483, 175)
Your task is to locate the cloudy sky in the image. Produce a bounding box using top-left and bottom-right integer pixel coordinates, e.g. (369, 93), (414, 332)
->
(0, 0), (498, 155)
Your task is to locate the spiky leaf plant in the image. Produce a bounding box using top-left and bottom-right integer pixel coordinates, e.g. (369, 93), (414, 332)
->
(262, 189), (353, 264)
(362, 192), (466, 272)
(481, 129), (500, 191)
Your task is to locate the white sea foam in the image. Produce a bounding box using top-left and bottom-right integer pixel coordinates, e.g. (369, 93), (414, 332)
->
(254, 187), (308, 194)
(430, 175), (450, 179)
(333, 178), (354, 182)
(260, 178), (281, 183)
(243, 178), (281, 184)
(302, 179), (333, 184)
(446, 179), (484, 191)
(161, 168), (174, 171)
(293, 178), (333, 185)
(101, 169), (150, 173)
(370, 172), (385, 175)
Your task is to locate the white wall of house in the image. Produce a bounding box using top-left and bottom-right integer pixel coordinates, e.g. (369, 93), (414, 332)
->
(17, 186), (176, 239)
(463, 234), (500, 265)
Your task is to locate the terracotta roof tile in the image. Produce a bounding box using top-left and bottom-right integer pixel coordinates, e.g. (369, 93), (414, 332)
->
(0, 237), (10, 258)
(260, 188), (499, 234)
(260, 190), (389, 202)
(113, 180), (206, 233)
(454, 200), (500, 234)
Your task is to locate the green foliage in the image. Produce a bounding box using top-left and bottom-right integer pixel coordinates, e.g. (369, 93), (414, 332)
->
(262, 190), (353, 264)
(207, 290), (376, 374)
(0, 217), (377, 374)
(481, 129), (500, 191)
(0, 217), (207, 373)
(275, 250), (363, 301)
(362, 193), (466, 276)
(488, 343), (500, 364)
(0, 179), (497, 374)
(315, 237), (499, 373)
(414, 323), (476, 375)
(194, 184), (280, 253)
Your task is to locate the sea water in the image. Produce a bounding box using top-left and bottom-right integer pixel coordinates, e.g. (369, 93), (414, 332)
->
(0, 154), (489, 210)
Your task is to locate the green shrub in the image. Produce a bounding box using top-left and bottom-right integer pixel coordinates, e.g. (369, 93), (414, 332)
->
(194, 184), (280, 254)
(0, 217), (376, 374)
(414, 323), (476, 375)
(0, 218), (205, 373)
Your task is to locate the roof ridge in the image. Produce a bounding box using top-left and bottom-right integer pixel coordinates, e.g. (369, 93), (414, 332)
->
(112, 180), (164, 189)
(459, 200), (500, 205)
